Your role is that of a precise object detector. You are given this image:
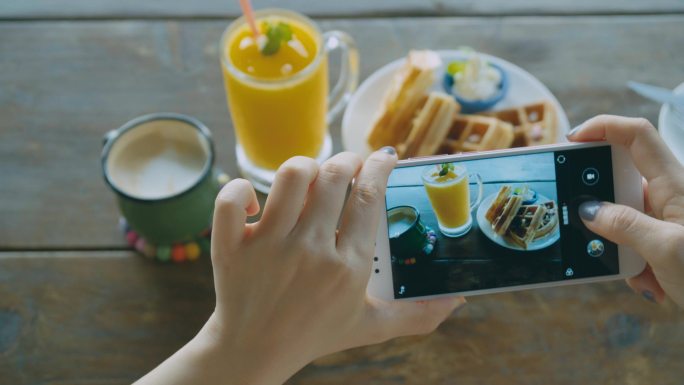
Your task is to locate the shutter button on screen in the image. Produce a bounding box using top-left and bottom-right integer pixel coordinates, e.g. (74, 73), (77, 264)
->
(587, 239), (605, 257)
(582, 168), (599, 186)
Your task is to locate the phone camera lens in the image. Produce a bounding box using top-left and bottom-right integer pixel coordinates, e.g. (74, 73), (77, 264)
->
(374, 269), (380, 274)
(373, 257), (378, 261)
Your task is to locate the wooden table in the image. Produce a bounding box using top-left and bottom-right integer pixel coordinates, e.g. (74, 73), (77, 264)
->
(1, 1), (683, 383)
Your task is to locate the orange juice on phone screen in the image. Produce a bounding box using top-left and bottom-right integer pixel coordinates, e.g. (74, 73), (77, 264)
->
(422, 163), (483, 237)
(423, 168), (470, 227)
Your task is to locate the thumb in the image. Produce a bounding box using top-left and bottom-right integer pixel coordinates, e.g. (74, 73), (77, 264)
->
(366, 296), (467, 342)
(578, 200), (670, 269)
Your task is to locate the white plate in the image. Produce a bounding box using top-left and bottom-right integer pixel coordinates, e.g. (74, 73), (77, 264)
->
(342, 49), (571, 157)
(658, 81), (684, 166)
(475, 192), (560, 251)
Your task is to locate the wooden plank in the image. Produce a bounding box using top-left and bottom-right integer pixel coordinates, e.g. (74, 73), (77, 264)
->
(388, 183), (557, 213)
(2, 0), (684, 19)
(0, 252), (215, 384)
(389, 152), (556, 186)
(1, 16), (683, 249)
(0, 252), (683, 384)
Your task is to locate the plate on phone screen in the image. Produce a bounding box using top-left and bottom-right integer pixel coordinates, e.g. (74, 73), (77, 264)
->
(475, 191), (560, 251)
(342, 49), (571, 157)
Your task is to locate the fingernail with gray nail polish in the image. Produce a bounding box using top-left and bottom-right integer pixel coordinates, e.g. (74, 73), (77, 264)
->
(642, 290), (657, 303)
(566, 125), (583, 138)
(380, 146), (396, 155)
(566, 127), (579, 138)
(579, 201), (602, 221)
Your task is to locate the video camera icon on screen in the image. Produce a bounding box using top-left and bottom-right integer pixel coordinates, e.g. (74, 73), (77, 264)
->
(582, 168), (599, 186)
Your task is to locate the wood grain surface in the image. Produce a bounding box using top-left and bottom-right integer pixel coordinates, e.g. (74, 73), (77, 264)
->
(1, 16), (682, 249)
(0, 252), (682, 384)
(2, 0), (684, 19)
(2, 6), (684, 385)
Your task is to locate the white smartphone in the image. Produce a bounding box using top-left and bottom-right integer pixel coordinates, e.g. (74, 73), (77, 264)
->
(369, 142), (646, 301)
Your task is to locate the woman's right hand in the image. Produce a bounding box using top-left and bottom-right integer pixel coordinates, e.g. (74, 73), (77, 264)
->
(568, 115), (684, 307)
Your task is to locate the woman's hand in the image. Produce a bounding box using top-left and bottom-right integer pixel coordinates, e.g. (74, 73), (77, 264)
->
(137, 148), (466, 385)
(568, 115), (684, 307)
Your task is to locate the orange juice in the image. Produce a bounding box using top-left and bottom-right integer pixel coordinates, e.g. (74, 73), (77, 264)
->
(222, 14), (327, 170)
(423, 169), (471, 229)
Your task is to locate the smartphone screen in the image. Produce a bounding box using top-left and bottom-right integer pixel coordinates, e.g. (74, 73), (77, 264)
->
(385, 144), (618, 298)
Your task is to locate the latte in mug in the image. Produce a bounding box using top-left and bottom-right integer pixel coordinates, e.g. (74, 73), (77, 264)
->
(102, 113), (221, 245)
(106, 119), (210, 200)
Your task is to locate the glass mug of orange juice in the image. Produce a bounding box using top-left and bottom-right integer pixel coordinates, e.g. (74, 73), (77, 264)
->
(422, 163), (483, 237)
(220, 9), (359, 193)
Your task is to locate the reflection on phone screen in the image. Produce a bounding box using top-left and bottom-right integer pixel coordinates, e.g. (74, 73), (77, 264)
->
(386, 145), (618, 298)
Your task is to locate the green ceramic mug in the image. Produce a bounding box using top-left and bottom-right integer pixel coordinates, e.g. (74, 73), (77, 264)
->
(101, 113), (223, 245)
(387, 206), (431, 265)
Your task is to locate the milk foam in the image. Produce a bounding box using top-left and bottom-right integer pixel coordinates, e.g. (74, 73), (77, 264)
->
(106, 120), (209, 200)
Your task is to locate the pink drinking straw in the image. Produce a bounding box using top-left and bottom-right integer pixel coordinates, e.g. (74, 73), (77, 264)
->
(239, 0), (260, 37)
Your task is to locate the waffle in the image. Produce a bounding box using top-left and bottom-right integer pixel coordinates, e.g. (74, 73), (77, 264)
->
(366, 50), (442, 150)
(485, 185), (512, 223)
(439, 115), (514, 154)
(397, 92), (459, 158)
(484, 101), (557, 147)
(492, 195), (523, 236)
(534, 201), (559, 239)
(484, 186), (560, 248)
(507, 205), (547, 249)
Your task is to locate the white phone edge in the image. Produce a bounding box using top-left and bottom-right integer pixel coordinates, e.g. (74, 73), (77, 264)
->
(368, 141), (646, 301)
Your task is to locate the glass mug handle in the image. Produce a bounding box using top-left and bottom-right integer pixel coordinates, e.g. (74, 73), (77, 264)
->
(323, 30), (359, 124)
(469, 173), (484, 211)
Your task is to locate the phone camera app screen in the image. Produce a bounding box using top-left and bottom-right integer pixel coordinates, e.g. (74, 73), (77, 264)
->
(386, 145), (618, 298)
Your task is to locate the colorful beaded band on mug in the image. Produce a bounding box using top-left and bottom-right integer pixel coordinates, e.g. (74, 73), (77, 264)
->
(119, 217), (212, 263)
(392, 225), (437, 266)
(118, 172), (230, 263)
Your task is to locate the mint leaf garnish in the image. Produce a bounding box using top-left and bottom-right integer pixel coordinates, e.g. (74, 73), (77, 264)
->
(438, 163), (454, 177)
(277, 22), (292, 41)
(260, 21), (293, 56)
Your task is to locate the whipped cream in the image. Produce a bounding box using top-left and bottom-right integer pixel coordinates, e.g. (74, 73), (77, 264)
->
(452, 55), (501, 101)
